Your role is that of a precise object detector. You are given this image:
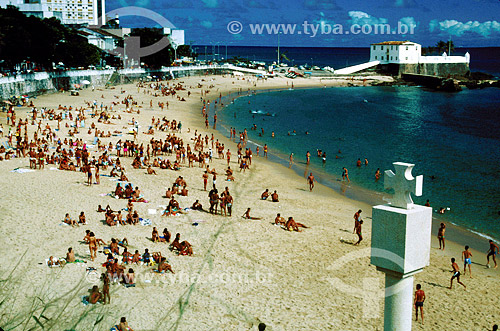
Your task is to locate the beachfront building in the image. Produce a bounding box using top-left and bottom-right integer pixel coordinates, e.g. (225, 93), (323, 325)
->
(77, 27), (116, 52)
(369, 41), (470, 77)
(0, 0), (106, 25)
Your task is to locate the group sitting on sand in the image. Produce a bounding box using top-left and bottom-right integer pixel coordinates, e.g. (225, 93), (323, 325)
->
(274, 213), (309, 231)
(261, 189), (279, 202)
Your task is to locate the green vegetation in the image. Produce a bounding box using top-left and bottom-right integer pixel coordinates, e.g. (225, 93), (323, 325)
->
(128, 28), (195, 68)
(0, 6), (101, 70)
(422, 40), (456, 55)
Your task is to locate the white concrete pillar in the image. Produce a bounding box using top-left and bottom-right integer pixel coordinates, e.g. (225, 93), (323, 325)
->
(383, 272), (414, 331)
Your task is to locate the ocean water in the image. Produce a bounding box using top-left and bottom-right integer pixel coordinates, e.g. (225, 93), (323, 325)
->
(194, 46), (500, 77)
(216, 86), (500, 241)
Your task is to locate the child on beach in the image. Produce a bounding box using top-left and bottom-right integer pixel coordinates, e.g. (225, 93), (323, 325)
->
(414, 284), (425, 324)
(462, 245), (473, 277)
(487, 240), (499, 268)
(449, 258), (466, 290)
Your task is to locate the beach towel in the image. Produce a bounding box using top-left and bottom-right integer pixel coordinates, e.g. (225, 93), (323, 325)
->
(148, 209), (157, 215)
(49, 167), (59, 171)
(81, 295), (101, 306)
(11, 168), (35, 173)
(82, 296), (90, 306)
(139, 218), (152, 226)
(2, 141), (12, 149)
(45, 258), (62, 267)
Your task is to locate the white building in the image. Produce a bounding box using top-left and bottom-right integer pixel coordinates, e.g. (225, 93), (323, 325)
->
(370, 41), (469, 64)
(78, 27), (115, 52)
(163, 28), (185, 46)
(0, 0), (105, 26)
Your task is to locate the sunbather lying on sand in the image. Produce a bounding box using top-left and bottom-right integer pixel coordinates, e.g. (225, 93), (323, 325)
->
(285, 217), (309, 232)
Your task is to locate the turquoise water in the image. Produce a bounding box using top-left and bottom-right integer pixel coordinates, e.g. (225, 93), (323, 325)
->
(215, 86), (500, 240)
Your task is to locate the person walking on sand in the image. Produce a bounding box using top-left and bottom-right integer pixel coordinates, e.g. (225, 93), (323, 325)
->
(354, 220), (363, 245)
(462, 245), (473, 277)
(437, 223), (446, 250)
(449, 258), (466, 290)
(353, 209), (362, 233)
(307, 172), (316, 191)
(487, 240), (499, 268)
(414, 284), (425, 324)
(289, 153), (294, 168)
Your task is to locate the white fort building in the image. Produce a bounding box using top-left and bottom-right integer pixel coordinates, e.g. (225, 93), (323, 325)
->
(369, 40), (470, 77)
(369, 41), (470, 65)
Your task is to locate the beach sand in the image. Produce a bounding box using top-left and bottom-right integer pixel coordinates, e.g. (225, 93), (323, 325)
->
(0, 74), (498, 330)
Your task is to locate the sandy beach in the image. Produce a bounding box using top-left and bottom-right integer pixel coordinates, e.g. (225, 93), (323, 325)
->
(0, 73), (498, 331)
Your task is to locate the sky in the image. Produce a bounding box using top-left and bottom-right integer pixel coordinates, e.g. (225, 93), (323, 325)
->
(107, 0), (500, 47)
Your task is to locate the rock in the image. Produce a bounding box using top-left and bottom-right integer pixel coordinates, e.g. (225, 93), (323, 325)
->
(469, 71), (494, 80)
(438, 79), (462, 92)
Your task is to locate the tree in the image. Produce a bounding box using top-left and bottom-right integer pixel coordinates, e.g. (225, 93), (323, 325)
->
(129, 27), (174, 68)
(176, 45), (194, 59)
(0, 6), (99, 70)
(56, 31), (101, 68)
(422, 40), (455, 55)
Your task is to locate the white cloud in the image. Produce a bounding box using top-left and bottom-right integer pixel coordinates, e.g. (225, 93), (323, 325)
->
(399, 16), (417, 29)
(201, 0), (218, 8)
(432, 19), (500, 37)
(429, 19), (438, 33)
(201, 20), (213, 28)
(348, 11), (388, 26)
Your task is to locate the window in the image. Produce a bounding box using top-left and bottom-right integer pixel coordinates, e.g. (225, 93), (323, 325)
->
(390, 56), (393, 60)
(391, 46), (393, 50)
(375, 56), (377, 59)
(396, 57), (398, 60)
(373, 46), (376, 50)
(406, 46), (408, 50)
(405, 57), (408, 60)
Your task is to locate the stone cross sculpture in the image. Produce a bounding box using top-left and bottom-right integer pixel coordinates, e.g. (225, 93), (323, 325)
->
(370, 162), (432, 331)
(384, 162), (423, 209)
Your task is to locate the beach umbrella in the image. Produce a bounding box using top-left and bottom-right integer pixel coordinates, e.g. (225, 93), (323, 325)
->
(81, 80), (91, 85)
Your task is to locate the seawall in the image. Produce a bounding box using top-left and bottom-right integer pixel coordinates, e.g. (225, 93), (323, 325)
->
(0, 65), (249, 100)
(377, 62), (470, 78)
